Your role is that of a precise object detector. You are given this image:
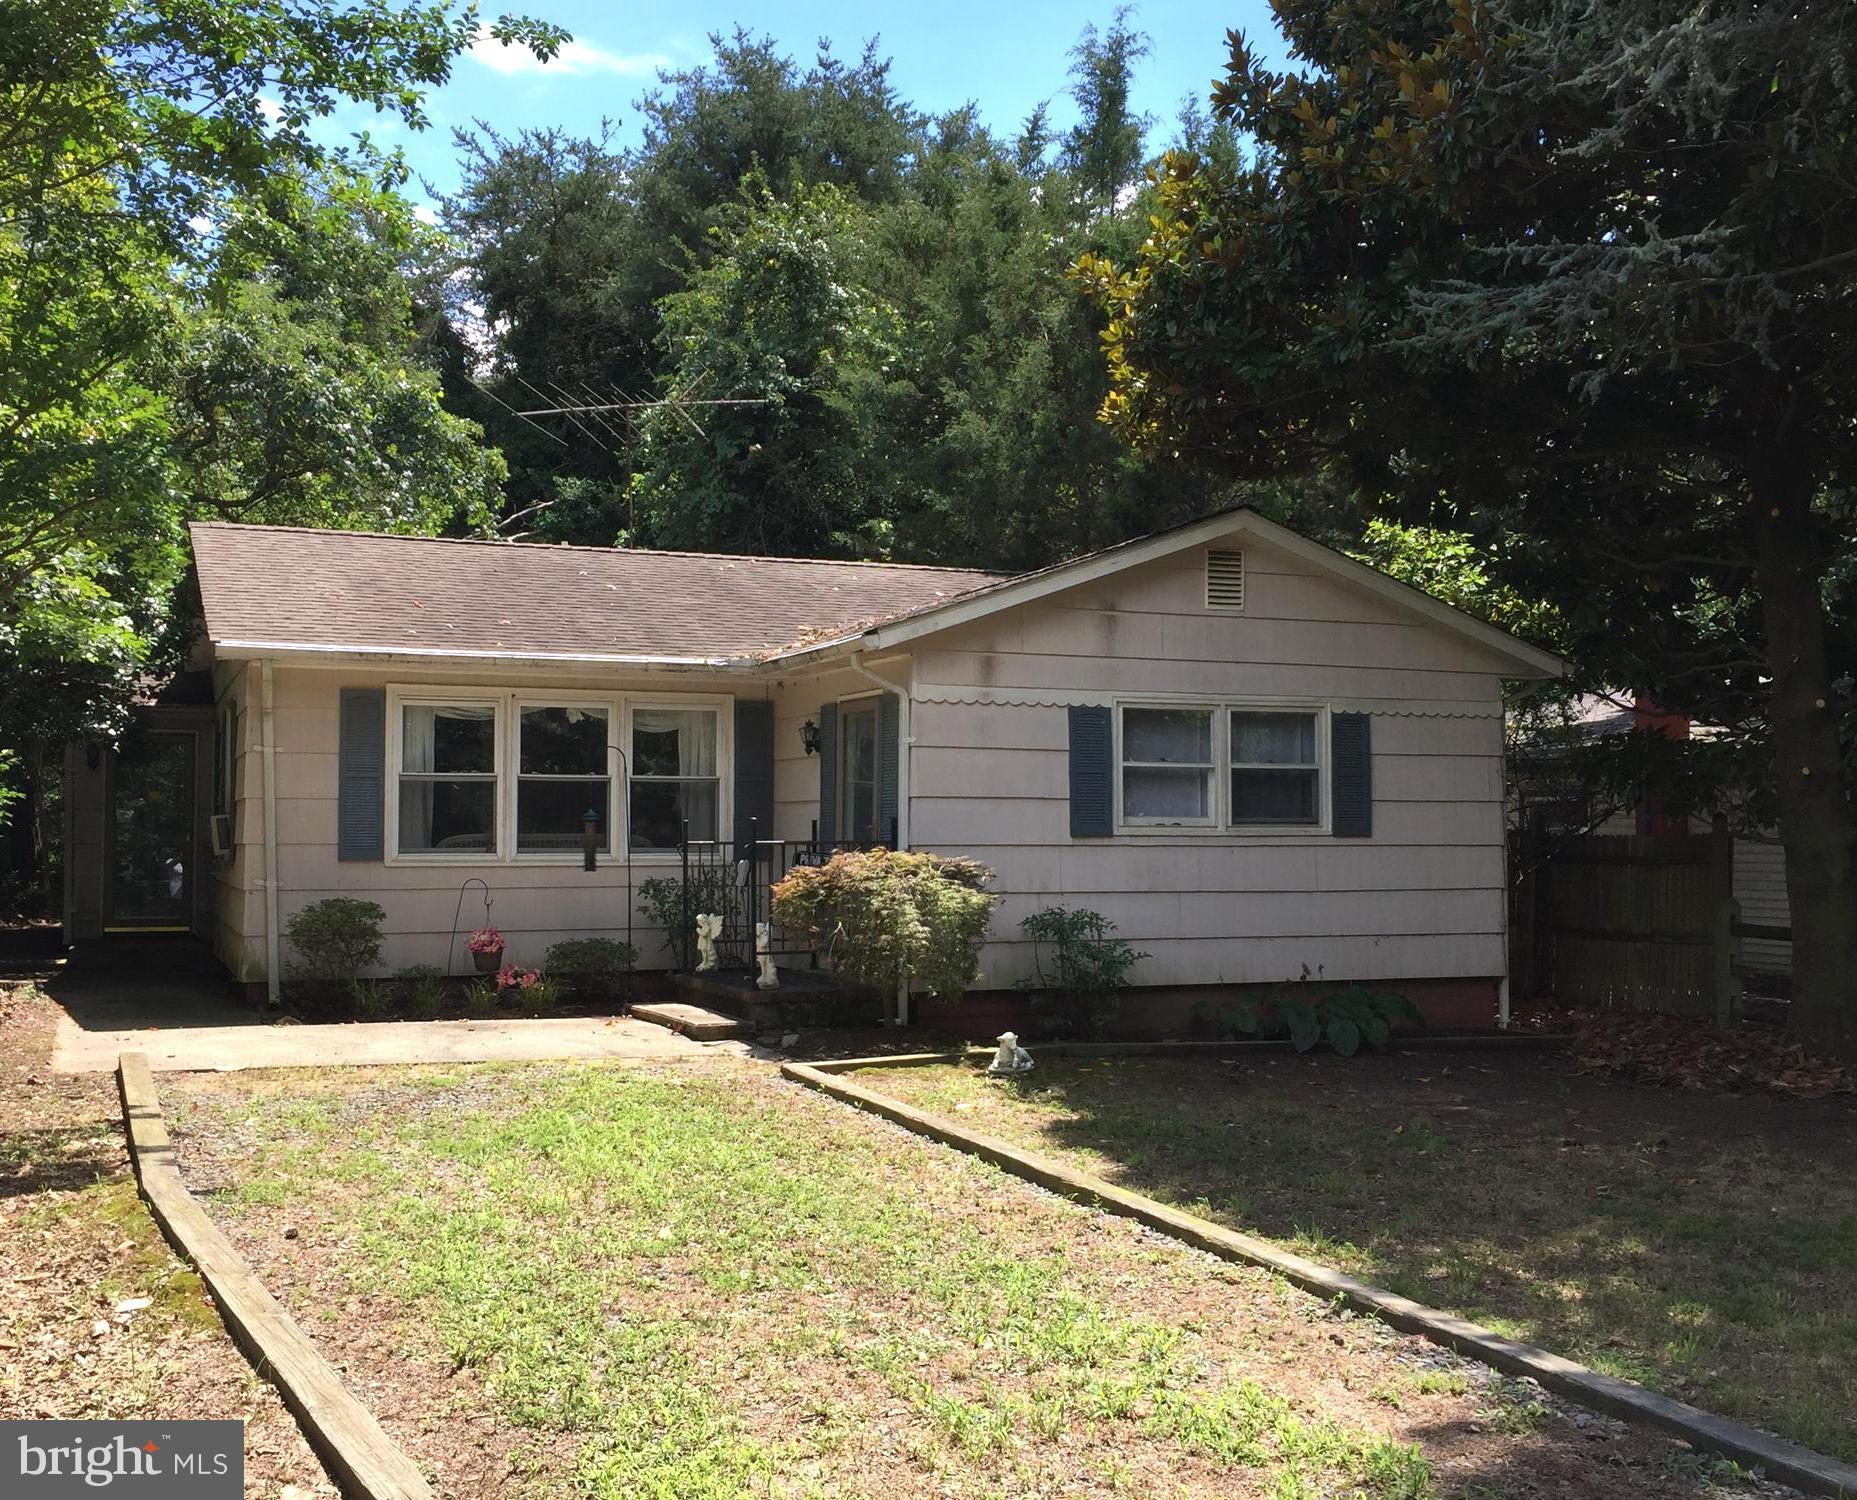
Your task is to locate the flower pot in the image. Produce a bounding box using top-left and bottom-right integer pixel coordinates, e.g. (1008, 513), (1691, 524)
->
(472, 948), (504, 974)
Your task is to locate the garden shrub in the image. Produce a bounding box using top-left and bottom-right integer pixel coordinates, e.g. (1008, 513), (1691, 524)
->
(1020, 906), (1147, 1040)
(284, 898), (384, 983)
(638, 870), (739, 964)
(1214, 974), (1423, 1056)
(771, 849), (995, 1003)
(544, 938), (638, 1000)
(395, 963), (447, 1019)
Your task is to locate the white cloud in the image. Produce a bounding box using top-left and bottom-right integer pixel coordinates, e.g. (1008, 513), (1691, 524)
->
(412, 203), (440, 226)
(467, 29), (669, 78)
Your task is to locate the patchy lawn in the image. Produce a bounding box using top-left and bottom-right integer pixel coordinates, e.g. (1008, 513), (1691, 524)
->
(167, 1061), (1786, 1498)
(864, 1049), (1857, 1465)
(0, 981), (335, 1494)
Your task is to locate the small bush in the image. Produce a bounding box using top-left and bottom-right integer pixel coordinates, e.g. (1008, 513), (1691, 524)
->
(771, 849), (995, 1007)
(1214, 973), (1423, 1056)
(545, 938), (638, 1000)
(395, 964), (447, 1019)
(284, 898), (385, 983)
(463, 978), (498, 1018)
(638, 871), (739, 965)
(1020, 906), (1147, 1040)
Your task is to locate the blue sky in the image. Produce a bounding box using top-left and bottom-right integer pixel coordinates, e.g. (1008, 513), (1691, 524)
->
(337, 0), (1290, 207)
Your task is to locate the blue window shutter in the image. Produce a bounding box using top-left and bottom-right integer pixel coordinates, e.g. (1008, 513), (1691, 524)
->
(338, 688), (386, 861)
(877, 691), (901, 846)
(733, 699), (775, 856)
(1068, 705), (1114, 838)
(1331, 712), (1373, 838)
(815, 701), (838, 843)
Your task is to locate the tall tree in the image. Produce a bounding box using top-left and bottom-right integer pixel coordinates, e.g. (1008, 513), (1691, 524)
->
(1077, 0), (1857, 1055)
(0, 0), (556, 894)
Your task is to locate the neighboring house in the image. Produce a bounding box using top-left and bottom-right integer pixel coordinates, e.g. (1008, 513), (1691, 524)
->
(61, 506), (1564, 1034)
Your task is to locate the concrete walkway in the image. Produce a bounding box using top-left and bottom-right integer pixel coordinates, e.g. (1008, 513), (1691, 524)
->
(53, 1012), (755, 1074)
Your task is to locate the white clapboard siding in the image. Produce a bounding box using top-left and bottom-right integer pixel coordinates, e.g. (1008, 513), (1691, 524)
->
(903, 532), (1515, 989)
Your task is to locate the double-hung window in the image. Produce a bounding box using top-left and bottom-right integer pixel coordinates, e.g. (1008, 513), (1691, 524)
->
(517, 705), (612, 854)
(1229, 710), (1320, 825)
(1120, 707), (1216, 824)
(629, 706), (720, 849)
(398, 701), (499, 853)
(1115, 702), (1325, 830)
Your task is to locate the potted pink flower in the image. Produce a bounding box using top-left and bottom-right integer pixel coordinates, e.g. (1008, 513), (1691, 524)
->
(467, 926), (507, 974)
(496, 963), (541, 992)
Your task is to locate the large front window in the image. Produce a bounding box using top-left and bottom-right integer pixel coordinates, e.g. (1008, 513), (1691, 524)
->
(399, 702), (498, 852)
(518, 705), (611, 853)
(385, 689), (724, 860)
(629, 706), (720, 850)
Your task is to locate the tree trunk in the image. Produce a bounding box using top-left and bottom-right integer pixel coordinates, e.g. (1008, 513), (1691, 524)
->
(1752, 471), (1857, 1059)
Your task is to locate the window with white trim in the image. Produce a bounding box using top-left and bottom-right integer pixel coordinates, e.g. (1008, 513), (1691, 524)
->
(517, 705), (612, 854)
(398, 700), (499, 853)
(629, 705), (720, 849)
(1120, 706), (1216, 824)
(1229, 709), (1320, 825)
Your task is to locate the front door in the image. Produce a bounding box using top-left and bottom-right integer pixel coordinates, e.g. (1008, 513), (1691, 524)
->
(105, 731), (195, 931)
(838, 702), (880, 845)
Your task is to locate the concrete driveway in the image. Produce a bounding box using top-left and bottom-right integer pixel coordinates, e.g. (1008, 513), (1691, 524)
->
(53, 1011), (751, 1073)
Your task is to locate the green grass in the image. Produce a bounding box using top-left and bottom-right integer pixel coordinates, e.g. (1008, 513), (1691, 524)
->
(179, 1065), (1436, 1498)
(866, 1056), (1857, 1461)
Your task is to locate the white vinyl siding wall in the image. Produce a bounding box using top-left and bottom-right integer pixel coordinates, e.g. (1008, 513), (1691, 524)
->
(905, 535), (1515, 991)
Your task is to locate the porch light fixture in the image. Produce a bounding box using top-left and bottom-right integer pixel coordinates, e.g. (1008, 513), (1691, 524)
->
(799, 719), (821, 756)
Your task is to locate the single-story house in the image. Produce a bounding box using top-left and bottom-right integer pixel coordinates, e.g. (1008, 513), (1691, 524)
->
(61, 506), (1564, 1034)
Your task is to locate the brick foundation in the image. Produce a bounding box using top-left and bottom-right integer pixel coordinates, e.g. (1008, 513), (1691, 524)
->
(912, 976), (1502, 1042)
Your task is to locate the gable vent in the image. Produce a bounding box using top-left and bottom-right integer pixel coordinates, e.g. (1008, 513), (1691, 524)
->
(1206, 549), (1245, 610)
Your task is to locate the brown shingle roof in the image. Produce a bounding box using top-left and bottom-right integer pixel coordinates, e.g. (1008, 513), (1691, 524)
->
(188, 523), (1012, 662)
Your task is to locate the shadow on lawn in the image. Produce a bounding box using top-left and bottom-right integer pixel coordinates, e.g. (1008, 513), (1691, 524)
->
(968, 1049), (1857, 1463)
(0, 1124), (122, 1199)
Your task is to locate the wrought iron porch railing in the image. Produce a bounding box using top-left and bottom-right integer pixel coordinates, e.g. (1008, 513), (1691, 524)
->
(675, 817), (896, 973)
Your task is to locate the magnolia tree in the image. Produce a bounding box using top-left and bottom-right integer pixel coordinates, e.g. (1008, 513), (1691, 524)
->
(1076, 0), (1857, 1057)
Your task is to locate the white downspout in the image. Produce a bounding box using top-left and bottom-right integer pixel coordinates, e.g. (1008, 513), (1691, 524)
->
(849, 651), (912, 1026)
(260, 660), (281, 1006)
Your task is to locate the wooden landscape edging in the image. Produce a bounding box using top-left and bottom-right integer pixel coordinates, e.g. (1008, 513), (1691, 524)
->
(783, 1054), (1857, 1499)
(116, 1053), (434, 1500)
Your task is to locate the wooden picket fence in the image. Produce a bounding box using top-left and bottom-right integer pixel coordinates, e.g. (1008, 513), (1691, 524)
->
(1509, 830), (1739, 1024)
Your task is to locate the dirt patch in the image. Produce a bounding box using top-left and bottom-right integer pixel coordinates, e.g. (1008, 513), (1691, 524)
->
(0, 982), (335, 1495)
(166, 1059), (1794, 1499)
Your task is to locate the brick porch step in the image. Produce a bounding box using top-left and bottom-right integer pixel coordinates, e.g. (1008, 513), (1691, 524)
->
(629, 1001), (753, 1041)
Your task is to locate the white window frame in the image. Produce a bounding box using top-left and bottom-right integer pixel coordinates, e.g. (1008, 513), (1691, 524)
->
(383, 687), (731, 865)
(1228, 706), (1325, 830)
(387, 690), (505, 863)
(1112, 696), (1331, 836)
(513, 694), (619, 862)
(623, 696), (731, 855)
(1116, 702), (1218, 829)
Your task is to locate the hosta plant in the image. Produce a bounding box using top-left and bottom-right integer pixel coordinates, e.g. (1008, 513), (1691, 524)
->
(1217, 978), (1422, 1057)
